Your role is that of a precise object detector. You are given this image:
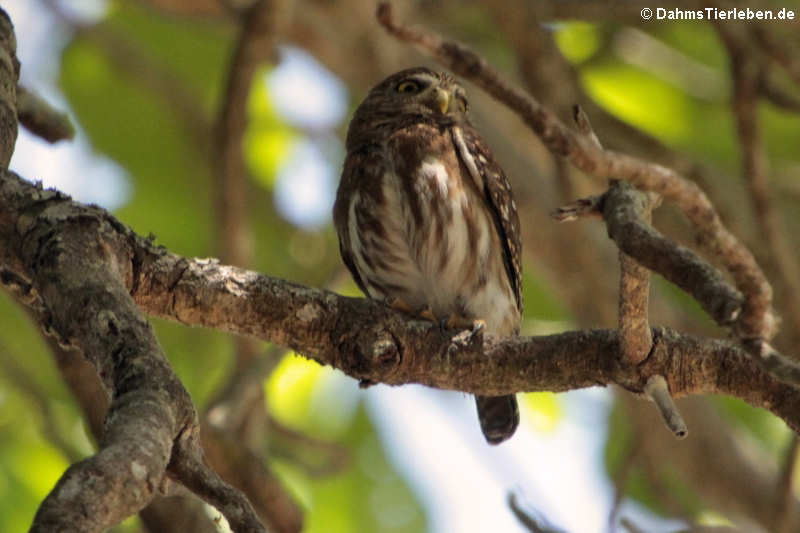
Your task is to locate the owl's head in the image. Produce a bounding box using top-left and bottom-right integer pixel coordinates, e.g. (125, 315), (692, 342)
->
(346, 67), (470, 150)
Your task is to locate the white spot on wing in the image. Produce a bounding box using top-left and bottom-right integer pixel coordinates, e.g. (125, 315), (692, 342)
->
(419, 158), (449, 197)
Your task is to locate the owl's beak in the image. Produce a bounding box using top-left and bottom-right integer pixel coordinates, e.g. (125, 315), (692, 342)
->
(434, 87), (451, 114)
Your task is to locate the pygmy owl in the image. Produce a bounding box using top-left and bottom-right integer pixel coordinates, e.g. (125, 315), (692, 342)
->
(334, 67), (522, 444)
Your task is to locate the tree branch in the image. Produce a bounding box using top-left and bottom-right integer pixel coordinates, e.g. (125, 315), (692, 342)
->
(1, 170), (797, 436)
(0, 9), (18, 168)
(609, 182), (655, 365)
(0, 175), (264, 532)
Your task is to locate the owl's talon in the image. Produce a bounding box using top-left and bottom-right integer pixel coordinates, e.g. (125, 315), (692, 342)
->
(446, 314), (485, 333)
(387, 297), (413, 313)
(448, 317), (486, 344)
(418, 307), (436, 322)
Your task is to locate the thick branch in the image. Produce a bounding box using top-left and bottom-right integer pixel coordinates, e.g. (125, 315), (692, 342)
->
(0, 167), (794, 435)
(2, 170), (794, 434)
(0, 173), (265, 532)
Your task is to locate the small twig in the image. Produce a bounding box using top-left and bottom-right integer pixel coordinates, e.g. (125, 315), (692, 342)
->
(619, 517), (647, 533)
(751, 26), (800, 88)
(618, 250), (653, 364)
(606, 182), (654, 365)
(573, 104), (602, 149)
(267, 416), (351, 478)
(573, 110), (655, 367)
(16, 86), (74, 143)
(643, 375), (687, 439)
(377, 1), (775, 342)
(572, 108), (655, 365)
(550, 194), (605, 222)
(758, 71), (800, 113)
(205, 345), (285, 432)
(549, 107), (606, 221)
(507, 493), (565, 533)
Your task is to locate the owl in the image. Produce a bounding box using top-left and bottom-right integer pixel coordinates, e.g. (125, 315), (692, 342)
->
(334, 67), (522, 444)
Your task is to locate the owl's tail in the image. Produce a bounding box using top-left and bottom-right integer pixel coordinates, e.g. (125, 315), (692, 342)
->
(474, 394), (519, 445)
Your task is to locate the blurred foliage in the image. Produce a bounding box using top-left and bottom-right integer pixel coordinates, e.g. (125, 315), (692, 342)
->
(521, 392), (562, 433)
(267, 355), (425, 533)
(2, 1), (800, 532)
(554, 21), (602, 64)
(605, 401), (705, 519)
(245, 71), (296, 189)
(713, 395), (791, 456)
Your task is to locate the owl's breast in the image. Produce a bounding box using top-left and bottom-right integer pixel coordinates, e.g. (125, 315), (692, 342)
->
(368, 123), (518, 333)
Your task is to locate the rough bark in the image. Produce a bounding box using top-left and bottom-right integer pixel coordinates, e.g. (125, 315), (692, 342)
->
(2, 169), (797, 436)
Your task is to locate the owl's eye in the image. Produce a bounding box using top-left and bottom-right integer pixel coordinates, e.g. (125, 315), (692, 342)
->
(396, 80), (422, 94)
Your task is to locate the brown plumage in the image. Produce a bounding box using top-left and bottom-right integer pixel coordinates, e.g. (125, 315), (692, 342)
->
(334, 67), (522, 444)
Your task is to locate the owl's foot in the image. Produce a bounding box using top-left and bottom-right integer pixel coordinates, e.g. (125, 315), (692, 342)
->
(388, 298), (437, 321)
(443, 315), (486, 343)
(387, 297), (413, 313)
(445, 314), (486, 333)
(418, 307), (437, 322)
(445, 315), (486, 345)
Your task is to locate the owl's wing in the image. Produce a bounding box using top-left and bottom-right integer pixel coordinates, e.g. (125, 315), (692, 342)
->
(459, 126), (523, 313)
(333, 148), (379, 297)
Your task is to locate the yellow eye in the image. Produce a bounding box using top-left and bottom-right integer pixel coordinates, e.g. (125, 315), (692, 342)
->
(396, 80), (421, 93)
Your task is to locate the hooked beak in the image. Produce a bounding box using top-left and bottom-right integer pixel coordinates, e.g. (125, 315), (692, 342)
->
(434, 87), (451, 114)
